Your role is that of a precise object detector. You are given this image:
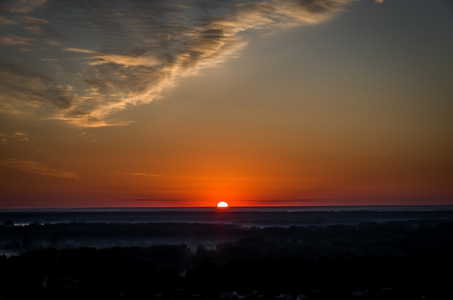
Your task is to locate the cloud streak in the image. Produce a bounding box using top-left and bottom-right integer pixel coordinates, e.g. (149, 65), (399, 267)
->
(1, 0), (358, 127)
(117, 171), (162, 177)
(0, 158), (78, 179)
(0, 132), (29, 145)
(0, 34), (32, 45)
(0, 63), (73, 111)
(1, 0), (47, 13)
(63, 48), (96, 54)
(0, 16), (16, 24)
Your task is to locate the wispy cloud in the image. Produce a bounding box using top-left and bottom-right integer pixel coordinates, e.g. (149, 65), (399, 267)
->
(1, 0), (360, 127)
(63, 48), (96, 54)
(89, 54), (160, 67)
(240, 199), (327, 206)
(0, 158), (78, 179)
(0, 35), (32, 45)
(117, 171), (162, 177)
(0, 16), (16, 25)
(0, 132), (30, 145)
(2, 0), (47, 13)
(0, 63), (73, 112)
(20, 16), (48, 24)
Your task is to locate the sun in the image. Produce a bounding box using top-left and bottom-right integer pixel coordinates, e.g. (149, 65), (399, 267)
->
(217, 201), (229, 208)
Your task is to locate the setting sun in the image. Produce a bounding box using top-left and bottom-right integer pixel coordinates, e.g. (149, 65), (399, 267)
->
(217, 201), (229, 208)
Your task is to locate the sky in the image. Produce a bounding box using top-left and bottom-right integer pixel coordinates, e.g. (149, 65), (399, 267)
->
(1, 0), (452, 208)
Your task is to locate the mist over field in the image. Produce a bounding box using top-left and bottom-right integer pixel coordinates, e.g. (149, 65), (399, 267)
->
(1, 207), (452, 299)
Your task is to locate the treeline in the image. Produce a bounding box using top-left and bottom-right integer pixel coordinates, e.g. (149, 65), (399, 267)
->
(1, 221), (453, 258)
(0, 242), (452, 299)
(0, 222), (452, 299)
(0, 245), (189, 300)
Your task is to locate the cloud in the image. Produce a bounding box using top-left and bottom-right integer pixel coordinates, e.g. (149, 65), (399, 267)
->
(2, 0), (47, 13)
(63, 48), (96, 54)
(45, 40), (60, 46)
(0, 132), (29, 145)
(20, 16), (48, 24)
(0, 63), (73, 112)
(117, 171), (162, 177)
(1, 0), (358, 127)
(89, 54), (160, 67)
(0, 34), (32, 45)
(0, 158), (78, 179)
(240, 199), (327, 206)
(0, 16), (17, 25)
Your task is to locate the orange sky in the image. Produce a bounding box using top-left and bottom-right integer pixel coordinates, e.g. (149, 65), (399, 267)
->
(1, 0), (452, 208)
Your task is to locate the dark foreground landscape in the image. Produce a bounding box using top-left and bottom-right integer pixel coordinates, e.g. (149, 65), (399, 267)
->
(0, 207), (452, 299)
